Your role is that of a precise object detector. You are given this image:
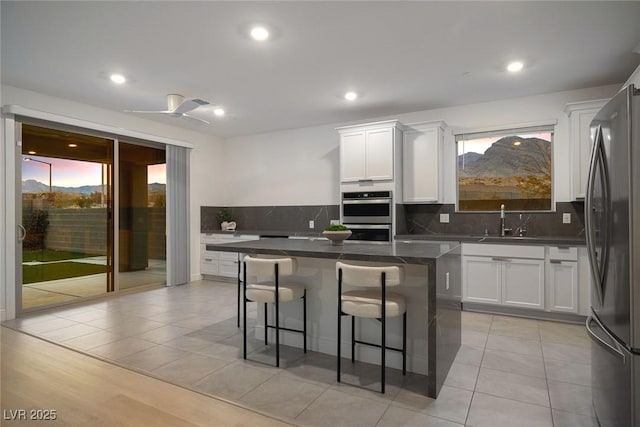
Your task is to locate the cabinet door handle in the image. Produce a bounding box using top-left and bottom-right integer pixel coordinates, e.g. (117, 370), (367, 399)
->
(491, 257), (510, 262)
(549, 259), (563, 264)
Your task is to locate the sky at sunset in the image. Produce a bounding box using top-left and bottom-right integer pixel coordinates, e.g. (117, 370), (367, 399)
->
(22, 155), (166, 188)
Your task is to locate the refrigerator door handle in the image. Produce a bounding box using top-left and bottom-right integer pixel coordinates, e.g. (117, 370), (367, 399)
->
(585, 125), (608, 306)
(586, 314), (626, 363)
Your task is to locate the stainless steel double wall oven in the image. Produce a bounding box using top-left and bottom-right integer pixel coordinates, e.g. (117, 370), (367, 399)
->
(341, 191), (392, 242)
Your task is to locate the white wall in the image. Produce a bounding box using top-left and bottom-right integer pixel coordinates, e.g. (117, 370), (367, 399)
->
(224, 124), (340, 206)
(0, 82), (622, 319)
(223, 84), (620, 206)
(1, 85), (224, 318)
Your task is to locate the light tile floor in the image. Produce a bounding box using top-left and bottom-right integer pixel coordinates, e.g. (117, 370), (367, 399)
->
(3, 279), (598, 427)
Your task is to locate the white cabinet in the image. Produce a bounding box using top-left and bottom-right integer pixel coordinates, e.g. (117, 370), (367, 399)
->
(464, 243), (591, 316)
(546, 246), (579, 313)
(337, 120), (402, 182)
(463, 244), (545, 310)
(463, 256), (501, 304)
(200, 234), (259, 279)
(565, 99), (608, 200)
(402, 121), (446, 203)
(502, 258), (545, 310)
(200, 234), (220, 276)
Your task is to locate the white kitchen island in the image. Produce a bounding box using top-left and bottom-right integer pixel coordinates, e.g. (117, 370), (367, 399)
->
(207, 238), (462, 399)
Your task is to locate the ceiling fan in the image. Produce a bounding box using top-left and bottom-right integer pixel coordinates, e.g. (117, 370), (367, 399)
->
(125, 94), (211, 124)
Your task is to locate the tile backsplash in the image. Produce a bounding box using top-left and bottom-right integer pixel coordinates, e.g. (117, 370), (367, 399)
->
(201, 205), (339, 233)
(396, 202), (585, 238)
(202, 202), (585, 239)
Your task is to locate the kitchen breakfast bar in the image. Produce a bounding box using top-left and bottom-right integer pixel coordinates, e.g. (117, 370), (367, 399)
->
(207, 238), (462, 398)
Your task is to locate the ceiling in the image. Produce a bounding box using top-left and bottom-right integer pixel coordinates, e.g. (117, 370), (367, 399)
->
(2, 1), (640, 139)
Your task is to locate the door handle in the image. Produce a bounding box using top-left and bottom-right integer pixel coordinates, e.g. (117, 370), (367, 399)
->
(586, 314), (625, 362)
(585, 125), (605, 306)
(17, 224), (26, 242)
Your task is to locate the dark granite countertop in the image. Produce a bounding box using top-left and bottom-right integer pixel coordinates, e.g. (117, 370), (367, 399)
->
(200, 230), (584, 246)
(201, 229), (321, 238)
(207, 238), (460, 265)
(395, 234), (585, 246)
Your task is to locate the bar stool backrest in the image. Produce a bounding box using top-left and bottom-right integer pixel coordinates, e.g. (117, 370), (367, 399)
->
(244, 256), (297, 278)
(336, 262), (404, 287)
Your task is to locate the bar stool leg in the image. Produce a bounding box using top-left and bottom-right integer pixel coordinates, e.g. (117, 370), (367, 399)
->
(402, 311), (407, 375)
(243, 262), (248, 360)
(337, 268), (342, 383)
(351, 316), (356, 363)
(275, 263), (280, 368)
(381, 272), (386, 394)
(264, 303), (268, 345)
(303, 290), (307, 353)
(237, 255), (241, 328)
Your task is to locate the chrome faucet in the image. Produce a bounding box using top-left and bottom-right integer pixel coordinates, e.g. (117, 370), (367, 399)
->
(500, 204), (512, 237)
(516, 213), (528, 236)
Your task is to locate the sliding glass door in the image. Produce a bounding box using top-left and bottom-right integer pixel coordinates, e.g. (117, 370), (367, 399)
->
(19, 124), (113, 311)
(117, 141), (166, 290)
(16, 124), (168, 313)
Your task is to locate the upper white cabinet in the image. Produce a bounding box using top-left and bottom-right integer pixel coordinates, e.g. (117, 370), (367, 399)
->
(337, 120), (402, 182)
(564, 99), (608, 200)
(402, 121), (446, 203)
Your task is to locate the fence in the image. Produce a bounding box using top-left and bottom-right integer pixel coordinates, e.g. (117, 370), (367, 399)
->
(33, 207), (166, 259)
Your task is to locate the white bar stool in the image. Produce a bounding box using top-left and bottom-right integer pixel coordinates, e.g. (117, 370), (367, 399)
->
(243, 256), (307, 367)
(336, 261), (407, 393)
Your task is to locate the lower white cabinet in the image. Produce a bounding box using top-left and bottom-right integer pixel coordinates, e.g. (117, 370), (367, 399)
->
(546, 260), (578, 313)
(462, 256), (501, 304)
(502, 258), (545, 309)
(545, 246), (579, 313)
(463, 249), (545, 310)
(463, 243), (590, 315)
(200, 234), (259, 279)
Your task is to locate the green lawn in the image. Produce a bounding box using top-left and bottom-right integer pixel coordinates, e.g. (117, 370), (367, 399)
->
(23, 262), (107, 284)
(23, 249), (99, 262)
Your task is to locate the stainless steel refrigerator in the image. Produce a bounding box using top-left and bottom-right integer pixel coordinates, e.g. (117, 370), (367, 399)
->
(586, 84), (640, 427)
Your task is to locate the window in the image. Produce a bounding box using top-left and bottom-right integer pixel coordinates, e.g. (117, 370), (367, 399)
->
(456, 125), (553, 212)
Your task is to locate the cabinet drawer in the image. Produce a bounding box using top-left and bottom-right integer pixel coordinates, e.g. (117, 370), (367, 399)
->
(547, 246), (578, 261)
(219, 260), (239, 277)
(220, 252), (239, 262)
(201, 234), (219, 244)
(463, 243), (544, 259)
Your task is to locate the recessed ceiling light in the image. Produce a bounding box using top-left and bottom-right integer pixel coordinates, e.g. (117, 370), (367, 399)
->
(506, 61), (524, 73)
(250, 26), (270, 41)
(110, 73), (126, 84)
(213, 107), (225, 117)
(27, 151), (36, 155)
(513, 141), (522, 146)
(68, 143), (78, 148)
(344, 91), (358, 101)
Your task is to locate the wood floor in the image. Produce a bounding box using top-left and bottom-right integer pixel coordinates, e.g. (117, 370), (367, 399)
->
(0, 326), (293, 426)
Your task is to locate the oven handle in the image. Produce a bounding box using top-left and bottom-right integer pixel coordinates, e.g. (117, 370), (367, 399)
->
(343, 224), (391, 229)
(342, 199), (391, 205)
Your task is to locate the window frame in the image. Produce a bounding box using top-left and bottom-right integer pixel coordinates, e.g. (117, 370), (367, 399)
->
(454, 123), (556, 213)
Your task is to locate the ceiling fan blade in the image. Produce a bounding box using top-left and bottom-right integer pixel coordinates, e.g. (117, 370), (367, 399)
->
(172, 98), (209, 114)
(182, 113), (210, 124)
(124, 109), (172, 114)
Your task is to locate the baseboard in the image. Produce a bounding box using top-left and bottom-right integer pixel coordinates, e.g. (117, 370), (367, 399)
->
(191, 274), (203, 282)
(0, 308), (7, 322)
(462, 302), (587, 324)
